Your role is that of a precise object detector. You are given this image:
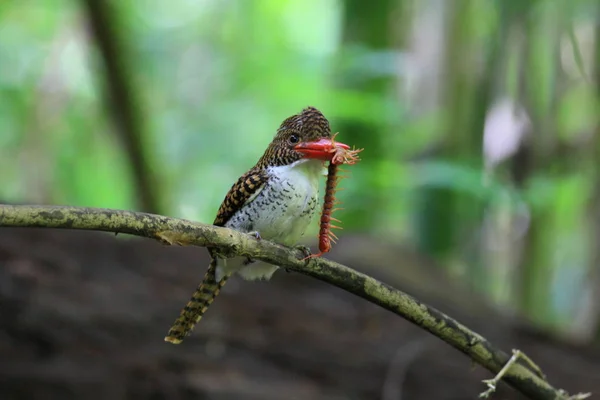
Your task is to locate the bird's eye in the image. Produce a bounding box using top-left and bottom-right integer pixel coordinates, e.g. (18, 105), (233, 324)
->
(288, 134), (300, 144)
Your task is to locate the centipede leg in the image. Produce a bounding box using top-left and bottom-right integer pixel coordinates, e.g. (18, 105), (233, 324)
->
(306, 136), (363, 260)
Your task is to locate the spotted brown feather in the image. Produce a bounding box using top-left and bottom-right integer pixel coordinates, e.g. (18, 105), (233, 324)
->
(213, 169), (269, 227)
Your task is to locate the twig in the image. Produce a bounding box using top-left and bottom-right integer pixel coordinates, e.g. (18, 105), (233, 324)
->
(0, 204), (587, 400)
(480, 350), (540, 398)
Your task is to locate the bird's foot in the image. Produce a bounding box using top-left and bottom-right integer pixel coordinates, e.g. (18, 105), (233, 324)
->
(240, 232), (262, 267)
(286, 245), (313, 272)
(298, 245), (326, 261)
(248, 231), (262, 241)
(295, 245), (312, 260)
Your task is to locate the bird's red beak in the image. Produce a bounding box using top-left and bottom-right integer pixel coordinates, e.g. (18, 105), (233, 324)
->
(294, 138), (350, 161)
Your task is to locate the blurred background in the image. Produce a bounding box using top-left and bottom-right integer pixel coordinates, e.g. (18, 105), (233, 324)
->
(1, 0), (600, 399)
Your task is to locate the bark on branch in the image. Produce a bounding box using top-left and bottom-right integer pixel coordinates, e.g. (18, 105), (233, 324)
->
(0, 204), (579, 400)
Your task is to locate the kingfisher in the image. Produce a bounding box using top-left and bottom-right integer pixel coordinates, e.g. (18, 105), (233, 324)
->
(165, 107), (351, 344)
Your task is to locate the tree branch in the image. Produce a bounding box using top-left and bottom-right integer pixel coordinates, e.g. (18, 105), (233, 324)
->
(0, 204), (580, 400)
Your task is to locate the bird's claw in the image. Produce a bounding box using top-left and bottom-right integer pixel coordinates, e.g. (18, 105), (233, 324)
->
(249, 231), (262, 241)
(295, 245), (312, 259)
(287, 245), (313, 271)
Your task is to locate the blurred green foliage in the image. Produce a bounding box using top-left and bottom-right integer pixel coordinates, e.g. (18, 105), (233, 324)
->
(2, 0), (600, 341)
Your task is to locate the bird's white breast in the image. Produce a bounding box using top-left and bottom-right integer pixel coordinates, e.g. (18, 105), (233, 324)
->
(227, 159), (323, 244)
(218, 159), (325, 280)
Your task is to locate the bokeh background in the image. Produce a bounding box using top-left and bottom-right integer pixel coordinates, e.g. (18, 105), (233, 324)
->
(1, 0), (600, 399)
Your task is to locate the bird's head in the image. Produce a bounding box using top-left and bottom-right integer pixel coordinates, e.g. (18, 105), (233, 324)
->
(257, 107), (349, 167)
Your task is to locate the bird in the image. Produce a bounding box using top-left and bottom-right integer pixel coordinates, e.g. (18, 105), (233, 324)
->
(165, 106), (351, 344)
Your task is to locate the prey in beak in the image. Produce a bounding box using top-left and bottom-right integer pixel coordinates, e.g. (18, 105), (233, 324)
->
(294, 138), (350, 161)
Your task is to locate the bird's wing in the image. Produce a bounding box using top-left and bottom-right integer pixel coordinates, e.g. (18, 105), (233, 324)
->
(213, 167), (269, 227)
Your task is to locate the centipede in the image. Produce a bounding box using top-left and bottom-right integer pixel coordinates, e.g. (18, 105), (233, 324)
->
(307, 133), (363, 259)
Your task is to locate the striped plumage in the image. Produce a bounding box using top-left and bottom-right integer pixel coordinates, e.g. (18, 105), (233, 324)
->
(165, 107), (334, 344)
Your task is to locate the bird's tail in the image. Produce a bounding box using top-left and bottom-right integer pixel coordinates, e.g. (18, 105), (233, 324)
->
(164, 258), (231, 344)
